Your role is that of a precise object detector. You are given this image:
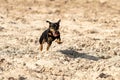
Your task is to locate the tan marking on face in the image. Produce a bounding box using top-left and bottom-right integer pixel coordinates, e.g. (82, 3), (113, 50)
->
(50, 28), (55, 33)
(48, 32), (52, 36)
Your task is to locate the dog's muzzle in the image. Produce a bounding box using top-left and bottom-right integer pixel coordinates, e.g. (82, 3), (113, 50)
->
(53, 31), (60, 37)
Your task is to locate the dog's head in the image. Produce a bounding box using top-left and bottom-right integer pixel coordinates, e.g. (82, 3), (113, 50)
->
(46, 19), (61, 37)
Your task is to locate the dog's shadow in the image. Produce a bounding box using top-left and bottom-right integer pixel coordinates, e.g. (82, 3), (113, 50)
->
(58, 49), (101, 61)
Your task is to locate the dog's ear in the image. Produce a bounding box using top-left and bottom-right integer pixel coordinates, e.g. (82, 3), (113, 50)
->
(46, 20), (51, 24)
(57, 19), (61, 24)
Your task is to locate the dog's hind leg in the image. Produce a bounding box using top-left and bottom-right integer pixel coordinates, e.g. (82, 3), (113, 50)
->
(39, 37), (45, 51)
(40, 44), (43, 51)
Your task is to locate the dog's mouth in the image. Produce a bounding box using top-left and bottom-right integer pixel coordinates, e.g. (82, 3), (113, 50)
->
(53, 31), (60, 37)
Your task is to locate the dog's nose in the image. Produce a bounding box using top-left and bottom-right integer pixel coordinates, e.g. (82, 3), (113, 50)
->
(55, 31), (59, 34)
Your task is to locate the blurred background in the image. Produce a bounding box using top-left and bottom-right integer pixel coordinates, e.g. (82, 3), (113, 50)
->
(0, 0), (120, 21)
(0, 0), (120, 80)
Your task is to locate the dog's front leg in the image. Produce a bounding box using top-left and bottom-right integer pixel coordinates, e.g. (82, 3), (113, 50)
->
(56, 37), (62, 44)
(47, 37), (53, 51)
(47, 43), (52, 51)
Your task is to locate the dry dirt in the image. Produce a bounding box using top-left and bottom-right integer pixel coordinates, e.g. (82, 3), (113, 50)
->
(0, 0), (120, 80)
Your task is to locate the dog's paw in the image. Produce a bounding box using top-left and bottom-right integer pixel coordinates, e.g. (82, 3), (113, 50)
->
(57, 41), (63, 44)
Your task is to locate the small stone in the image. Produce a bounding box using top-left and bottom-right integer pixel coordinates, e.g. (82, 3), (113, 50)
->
(5, 46), (9, 48)
(8, 77), (17, 80)
(23, 62), (26, 66)
(0, 26), (4, 31)
(30, 39), (33, 42)
(18, 76), (27, 80)
(0, 58), (5, 63)
(82, 44), (85, 47)
(108, 51), (117, 55)
(98, 73), (110, 78)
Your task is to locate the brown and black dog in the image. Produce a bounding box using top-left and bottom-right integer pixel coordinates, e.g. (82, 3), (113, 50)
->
(39, 20), (62, 51)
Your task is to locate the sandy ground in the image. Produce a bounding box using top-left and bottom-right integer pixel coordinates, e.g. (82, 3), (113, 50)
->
(0, 0), (120, 80)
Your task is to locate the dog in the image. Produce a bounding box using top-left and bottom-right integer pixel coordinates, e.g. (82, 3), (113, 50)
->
(39, 20), (62, 51)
